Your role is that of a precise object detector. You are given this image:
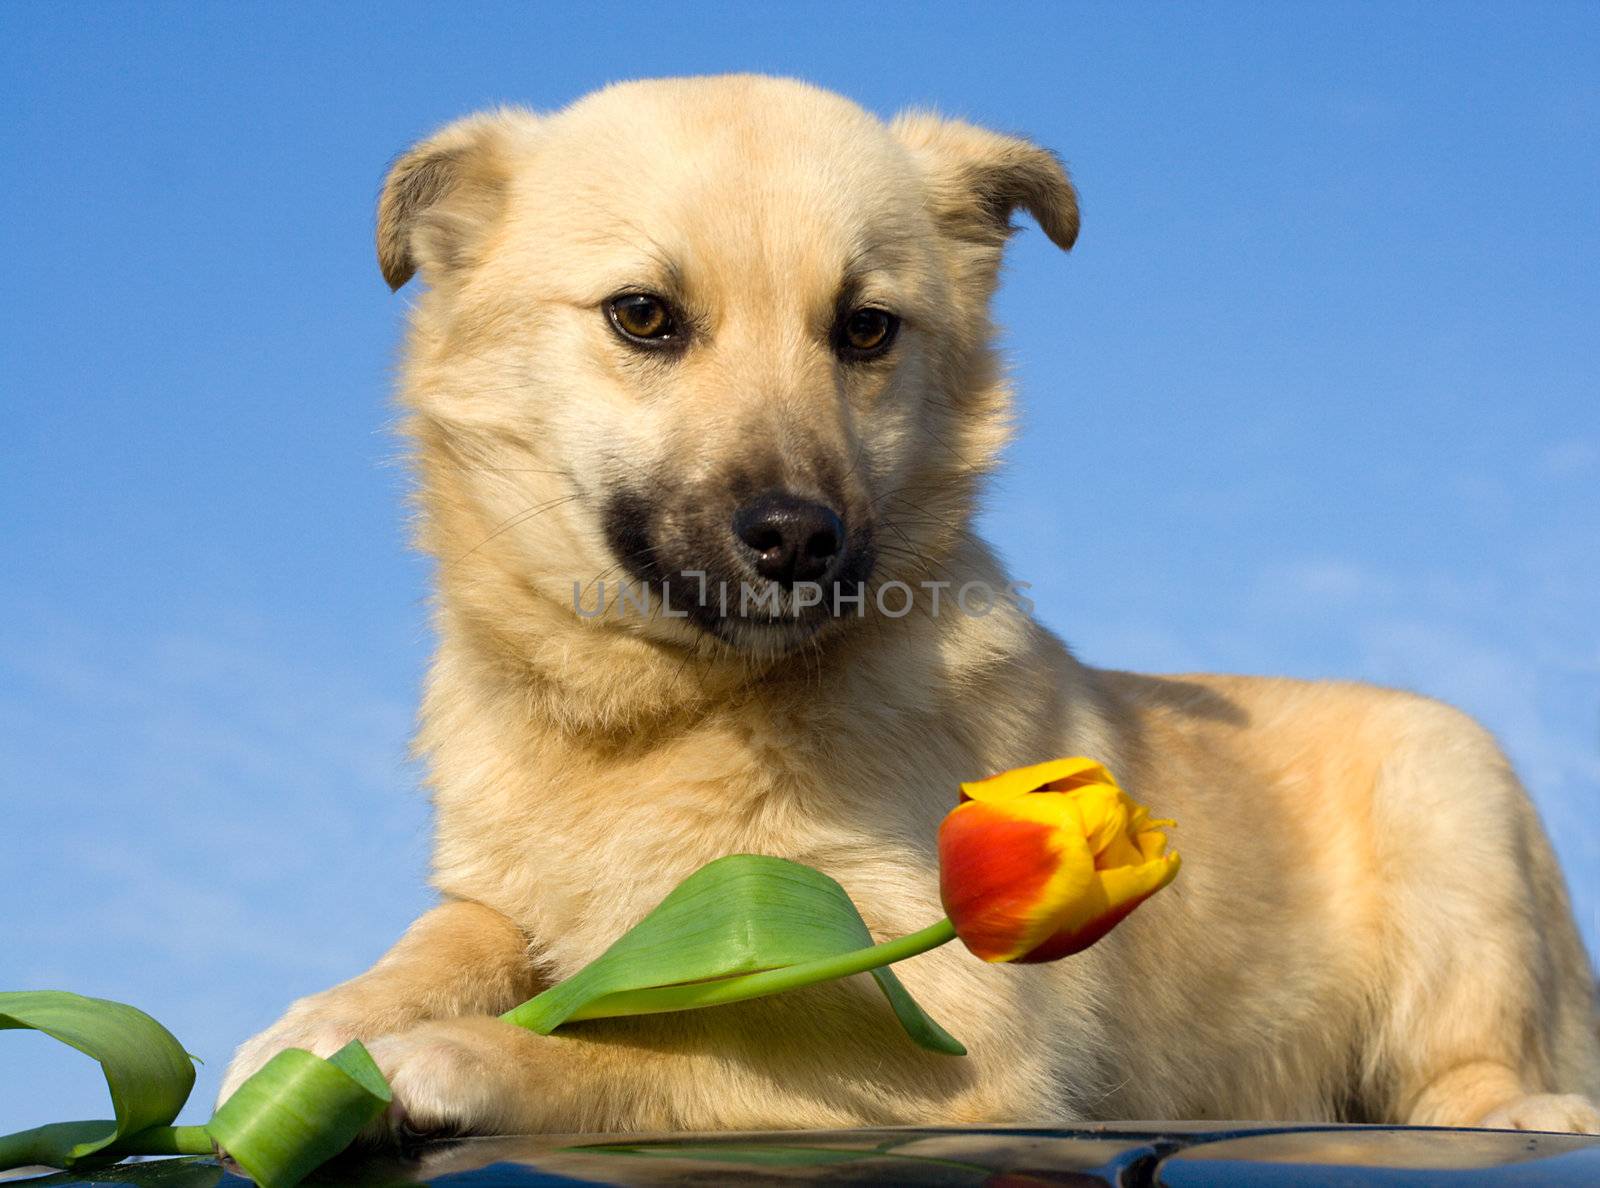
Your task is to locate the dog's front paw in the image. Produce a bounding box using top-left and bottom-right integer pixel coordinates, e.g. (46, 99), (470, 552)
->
(219, 1008), (369, 1107)
(1480, 1093), (1600, 1135)
(365, 1017), (550, 1140)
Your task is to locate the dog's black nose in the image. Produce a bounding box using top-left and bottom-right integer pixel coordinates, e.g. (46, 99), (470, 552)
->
(733, 492), (845, 586)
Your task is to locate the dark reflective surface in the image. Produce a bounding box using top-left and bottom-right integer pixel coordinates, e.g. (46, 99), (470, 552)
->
(1156, 1126), (1600, 1186)
(11, 1124), (1599, 1187)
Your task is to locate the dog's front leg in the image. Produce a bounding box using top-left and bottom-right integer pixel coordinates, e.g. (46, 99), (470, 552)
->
(218, 899), (542, 1106)
(363, 981), (997, 1137)
(365, 1017), (659, 1138)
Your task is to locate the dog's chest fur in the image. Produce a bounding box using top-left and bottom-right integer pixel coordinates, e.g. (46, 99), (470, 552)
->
(419, 651), (983, 980)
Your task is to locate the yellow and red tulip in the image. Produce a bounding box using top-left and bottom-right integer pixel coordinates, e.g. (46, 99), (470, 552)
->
(938, 757), (1180, 963)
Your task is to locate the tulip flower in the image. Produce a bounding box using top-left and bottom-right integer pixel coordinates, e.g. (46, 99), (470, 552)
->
(938, 757), (1180, 962)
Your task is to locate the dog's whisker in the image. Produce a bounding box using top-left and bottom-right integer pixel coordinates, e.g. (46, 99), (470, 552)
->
(447, 493), (582, 566)
(882, 495), (987, 549)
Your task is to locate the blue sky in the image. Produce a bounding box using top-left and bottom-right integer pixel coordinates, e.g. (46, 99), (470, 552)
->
(3, 3), (1596, 1128)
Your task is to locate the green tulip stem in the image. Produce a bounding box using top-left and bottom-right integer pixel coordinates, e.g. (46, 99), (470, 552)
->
(506, 916), (960, 1027)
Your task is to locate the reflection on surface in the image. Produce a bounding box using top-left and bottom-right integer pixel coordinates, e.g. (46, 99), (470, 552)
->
(1167, 1128), (1594, 1169)
(417, 1127), (1157, 1184)
(12, 1125), (1600, 1187)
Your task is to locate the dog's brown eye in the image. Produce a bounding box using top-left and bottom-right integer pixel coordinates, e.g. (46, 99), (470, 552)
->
(838, 307), (899, 358)
(608, 294), (677, 343)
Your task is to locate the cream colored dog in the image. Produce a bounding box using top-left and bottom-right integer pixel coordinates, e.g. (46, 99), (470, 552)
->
(220, 75), (1600, 1137)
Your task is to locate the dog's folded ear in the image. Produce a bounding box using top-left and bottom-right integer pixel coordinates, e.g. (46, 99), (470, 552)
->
(891, 113), (1079, 253)
(377, 110), (531, 291)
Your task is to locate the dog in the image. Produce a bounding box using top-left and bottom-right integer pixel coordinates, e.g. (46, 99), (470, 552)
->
(219, 75), (1600, 1137)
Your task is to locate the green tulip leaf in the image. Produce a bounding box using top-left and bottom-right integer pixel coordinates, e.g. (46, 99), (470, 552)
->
(207, 1040), (390, 1188)
(0, 990), (198, 1170)
(0, 992), (391, 1187)
(502, 854), (964, 1055)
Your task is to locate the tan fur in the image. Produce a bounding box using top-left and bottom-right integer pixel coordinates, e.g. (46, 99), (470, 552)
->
(221, 75), (1600, 1136)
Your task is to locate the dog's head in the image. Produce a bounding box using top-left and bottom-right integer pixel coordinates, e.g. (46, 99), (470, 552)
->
(385, 76), (1075, 657)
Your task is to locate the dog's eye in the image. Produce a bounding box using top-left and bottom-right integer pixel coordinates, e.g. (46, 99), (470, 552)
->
(608, 294), (677, 343)
(837, 307), (899, 359)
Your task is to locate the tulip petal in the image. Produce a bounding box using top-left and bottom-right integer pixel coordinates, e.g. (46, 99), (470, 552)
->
(958, 757), (1115, 803)
(938, 796), (1096, 962)
(1067, 783), (1147, 867)
(1016, 851), (1182, 963)
(1134, 824), (1173, 862)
